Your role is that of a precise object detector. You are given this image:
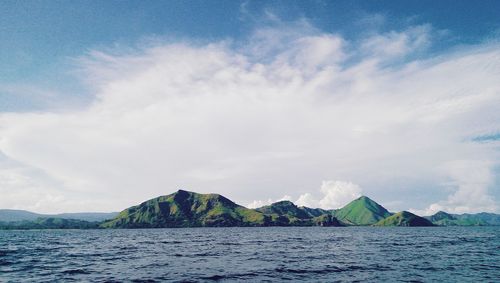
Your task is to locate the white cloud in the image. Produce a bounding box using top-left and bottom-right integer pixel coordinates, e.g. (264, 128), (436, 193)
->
(412, 160), (498, 215)
(0, 23), (499, 213)
(246, 199), (273, 209)
(294, 181), (363, 209)
(295, 193), (318, 208)
(251, 180), (362, 210)
(318, 181), (363, 209)
(246, 195), (291, 209)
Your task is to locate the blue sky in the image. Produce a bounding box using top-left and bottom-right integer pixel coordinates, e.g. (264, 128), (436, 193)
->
(2, 0), (499, 109)
(0, 1), (499, 213)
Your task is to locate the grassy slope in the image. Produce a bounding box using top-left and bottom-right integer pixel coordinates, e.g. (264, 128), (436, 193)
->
(102, 191), (345, 228)
(256, 201), (344, 226)
(0, 218), (99, 229)
(425, 211), (500, 226)
(333, 196), (392, 225)
(101, 190), (267, 228)
(374, 211), (434, 226)
(0, 209), (118, 222)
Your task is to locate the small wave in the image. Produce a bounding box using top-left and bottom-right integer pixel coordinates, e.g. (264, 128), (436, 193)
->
(160, 240), (183, 244)
(62, 268), (91, 275)
(201, 274), (226, 280)
(199, 271), (261, 281)
(0, 249), (14, 256)
(131, 279), (159, 283)
(415, 266), (441, 271)
(0, 259), (15, 266)
(274, 266), (345, 274)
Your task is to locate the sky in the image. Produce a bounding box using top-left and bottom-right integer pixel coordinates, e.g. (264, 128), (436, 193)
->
(0, 1), (499, 214)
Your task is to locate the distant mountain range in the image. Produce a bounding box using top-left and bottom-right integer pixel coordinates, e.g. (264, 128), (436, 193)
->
(0, 209), (118, 222)
(1, 190), (499, 229)
(424, 211), (500, 226)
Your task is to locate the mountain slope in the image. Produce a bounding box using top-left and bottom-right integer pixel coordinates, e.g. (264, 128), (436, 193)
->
(0, 209), (118, 222)
(0, 209), (41, 222)
(255, 201), (342, 226)
(101, 190), (268, 228)
(256, 201), (311, 219)
(459, 212), (500, 226)
(333, 196), (392, 225)
(425, 211), (499, 226)
(374, 211), (434, 226)
(426, 211), (455, 223)
(102, 190), (345, 228)
(54, 212), (119, 222)
(299, 206), (330, 217)
(0, 217), (99, 229)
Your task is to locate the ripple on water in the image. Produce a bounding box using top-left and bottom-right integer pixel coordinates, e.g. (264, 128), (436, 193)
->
(0, 227), (498, 282)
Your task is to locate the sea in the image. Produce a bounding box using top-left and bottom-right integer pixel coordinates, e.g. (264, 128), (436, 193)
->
(0, 227), (499, 282)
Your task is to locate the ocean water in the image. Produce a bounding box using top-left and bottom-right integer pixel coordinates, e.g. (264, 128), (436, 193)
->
(0, 227), (499, 282)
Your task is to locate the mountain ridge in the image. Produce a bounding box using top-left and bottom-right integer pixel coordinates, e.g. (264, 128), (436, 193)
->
(374, 211), (434, 227)
(0, 209), (119, 222)
(1, 190), (499, 229)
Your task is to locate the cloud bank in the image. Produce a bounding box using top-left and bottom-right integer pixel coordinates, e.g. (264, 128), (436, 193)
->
(0, 23), (499, 214)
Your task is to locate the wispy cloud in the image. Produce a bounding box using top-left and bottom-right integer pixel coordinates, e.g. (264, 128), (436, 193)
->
(472, 133), (500, 142)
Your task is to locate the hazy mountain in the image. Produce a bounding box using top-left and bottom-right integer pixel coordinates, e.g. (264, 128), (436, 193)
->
(54, 212), (119, 222)
(0, 209), (41, 222)
(374, 211), (434, 227)
(426, 211), (500, 226)
(0, 217), (99, 230)
(0, 209), (118, 222)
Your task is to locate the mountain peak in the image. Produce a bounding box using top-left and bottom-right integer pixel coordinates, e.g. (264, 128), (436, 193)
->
(173, 189), (194, 195)
(271, 200), (296, 206)
(333, 195), (391, 225)
(355, 195), (376, 203)
(255, 200), (312, 220)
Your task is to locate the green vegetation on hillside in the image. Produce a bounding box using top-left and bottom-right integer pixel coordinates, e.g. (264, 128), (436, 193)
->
(101, 190), (345, 228)
(101, 190), (269, 228)
(0, 209), (118, 222)
(425, 211), (493, 226)
(1, 190), (498, 229)
(255, 201), (343, 226)
(374, 211), (434, 227)
(333, 196), (392, 225)
(0, 218), (99, 230)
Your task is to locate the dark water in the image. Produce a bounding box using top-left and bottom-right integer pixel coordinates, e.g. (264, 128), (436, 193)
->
(1, 227), (499, 282)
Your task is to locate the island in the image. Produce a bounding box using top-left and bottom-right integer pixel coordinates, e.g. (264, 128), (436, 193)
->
(1, 190), (498, 229)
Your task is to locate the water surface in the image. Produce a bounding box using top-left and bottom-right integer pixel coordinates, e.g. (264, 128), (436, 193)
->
(1, 227), (499, 282)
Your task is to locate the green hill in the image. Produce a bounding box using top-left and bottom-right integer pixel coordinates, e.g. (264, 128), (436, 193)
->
(101, 190), (268, 228)
(333, 196), (392, 225)
(256, 200), (312, 223)
(374, 211), (434, 226)
(458, 212), (500, 226)
(299, 206), (330, 217)
(255, 201), (343, 226)
(312, 214), (343, 226)
(426, 211), (455, 222)
(426, 211), (492, 226)
(0, 209), (118, 222)
(0, 217), (99, 230)
(101, 190), (344, 228)
(3, 190), (497, 229)
(0, 209), (41, 222)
